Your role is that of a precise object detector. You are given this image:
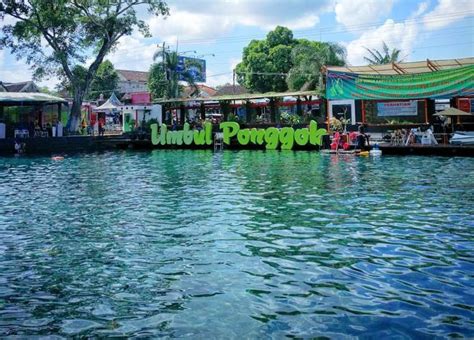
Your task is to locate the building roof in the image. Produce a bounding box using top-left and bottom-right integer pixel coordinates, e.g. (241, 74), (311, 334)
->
(214, 84), (248, 96)
(155, 90), (318, 104)
(117, 69), (149, 82)
(3, 81), (39, 92)
(0, 92), (67, 105)
(325, 57), (474, 75)
(182, 84), (217, 98)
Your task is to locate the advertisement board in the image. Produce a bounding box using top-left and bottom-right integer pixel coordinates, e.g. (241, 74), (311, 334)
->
(377, 101), (418, 117)
(177, 56), (206, 82)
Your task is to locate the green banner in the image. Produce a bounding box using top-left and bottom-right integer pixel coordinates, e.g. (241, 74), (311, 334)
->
(326, 65), (474, 100)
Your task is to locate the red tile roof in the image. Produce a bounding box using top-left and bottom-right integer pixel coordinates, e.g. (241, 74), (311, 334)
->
(117, 69), (149, 82)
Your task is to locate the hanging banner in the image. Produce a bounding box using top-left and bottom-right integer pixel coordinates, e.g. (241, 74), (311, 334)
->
(176, 56), (206, 82)
(326, 65), (474, 100)
(377, 101), (418, 116)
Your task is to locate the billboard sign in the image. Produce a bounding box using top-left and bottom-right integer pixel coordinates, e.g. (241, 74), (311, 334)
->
(176, 56), (206, 82)
(377, 101), (418, 116)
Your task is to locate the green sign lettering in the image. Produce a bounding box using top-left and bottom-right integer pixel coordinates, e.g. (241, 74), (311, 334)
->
(151, 120), (326, 149)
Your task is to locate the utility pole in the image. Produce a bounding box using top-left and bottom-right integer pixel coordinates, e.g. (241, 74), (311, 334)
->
(232, 69), (236, 95)
(161, 42), (166, 81)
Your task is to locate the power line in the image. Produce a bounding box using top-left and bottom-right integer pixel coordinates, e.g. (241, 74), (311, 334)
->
(175, 11), (474, 45)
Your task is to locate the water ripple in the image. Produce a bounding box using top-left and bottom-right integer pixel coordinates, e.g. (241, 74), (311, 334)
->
(0, 151), (473, 338)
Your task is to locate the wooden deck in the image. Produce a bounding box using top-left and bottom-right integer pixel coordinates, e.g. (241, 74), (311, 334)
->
(379, 144), (474, 157)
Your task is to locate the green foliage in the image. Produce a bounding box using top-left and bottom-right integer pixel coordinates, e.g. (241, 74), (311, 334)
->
(0, 0), (169, 128)
(148, 62), (167, 99)
(89, 60), (119, 100)
(236, 26), (294, 93)
(236, 26), (345, 93)
(364, 42), (402, 65)
(57, 60), (118, 100)
(287, 40), (346, 92)
(329, 117), (343, 132)
(39, 86), (59, 96)
(148, 49), (202, 99)
(280, 112), (301, 126)
(227, 113), (240, 122)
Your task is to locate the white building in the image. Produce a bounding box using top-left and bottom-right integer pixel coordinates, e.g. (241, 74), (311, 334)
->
(116, 69), (149, 95)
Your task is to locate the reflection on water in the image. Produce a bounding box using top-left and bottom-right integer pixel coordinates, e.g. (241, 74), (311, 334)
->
(0, 151), (473, 338)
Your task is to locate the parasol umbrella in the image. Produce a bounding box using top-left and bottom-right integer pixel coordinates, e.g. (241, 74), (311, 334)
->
(433, 107), (474, 132)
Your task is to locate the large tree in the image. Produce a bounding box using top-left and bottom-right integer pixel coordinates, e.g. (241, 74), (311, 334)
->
(286, 40), (346, 92)
(364, 42), (402, 65)
(89, 60), (119, 100)
(56, 60), (119, 100)
(236, 26), (345, 93)
(236, 26), (295, 93)
(0, 0), (168, 130)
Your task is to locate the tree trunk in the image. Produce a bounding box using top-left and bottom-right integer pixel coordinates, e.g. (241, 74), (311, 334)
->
(68, 88), (85, 132)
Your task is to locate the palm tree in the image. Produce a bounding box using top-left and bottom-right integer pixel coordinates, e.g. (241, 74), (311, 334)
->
(151, 49), (201, 99)
(364, 42), (402, 65)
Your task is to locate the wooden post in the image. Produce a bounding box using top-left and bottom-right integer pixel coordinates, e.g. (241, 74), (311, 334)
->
(161, 104), (166, 125)
(179, 103), (185, 124)
(361, 100), (366, 124)
(245, 101), (252, 124)
(200, 102), (205, 120)
(326, 99), (330, 132)
(296, 97), (302, 116)
(269, 98), (276, 123)
(424, 99), (428, 124)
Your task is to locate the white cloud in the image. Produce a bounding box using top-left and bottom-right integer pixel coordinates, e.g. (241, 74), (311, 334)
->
(205, 58), (240, 87)
(413, 1), (429, 17)
(107, 36), (157, 71)
(423, 0), (474, 30)
(146, 1), (333, 42)
(345, 18), (418, 65)
(147, 9), (234, 43)
(335, 0), (394, 29)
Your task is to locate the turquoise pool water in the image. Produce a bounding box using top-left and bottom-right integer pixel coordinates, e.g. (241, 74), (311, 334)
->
(0, 151), (473, 338)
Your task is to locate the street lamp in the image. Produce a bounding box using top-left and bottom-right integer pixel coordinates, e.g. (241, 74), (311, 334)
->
(178, 50), (197, 56)
(196, 53), (215, 58)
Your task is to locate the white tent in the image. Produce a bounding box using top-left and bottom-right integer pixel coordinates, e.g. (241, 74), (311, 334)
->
(94, 93), (122, 111)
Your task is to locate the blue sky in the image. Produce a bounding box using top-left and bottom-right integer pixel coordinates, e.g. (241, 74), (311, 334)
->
(0, 0), (473, 89)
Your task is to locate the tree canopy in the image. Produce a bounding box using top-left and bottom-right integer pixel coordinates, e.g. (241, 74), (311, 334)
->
(236, 26), (295, 93)
(0, 0), (169, 130)
(286, 40), (346, 93)
(236, 26), (345, 93)
(56, 60), (119, 100)
(364, 42), (402, 65)
(148, 48), (203, 100)
(89, 60), (119, 100)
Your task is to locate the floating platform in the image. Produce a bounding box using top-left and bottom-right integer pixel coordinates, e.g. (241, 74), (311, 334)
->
(380, 144), (474, 157)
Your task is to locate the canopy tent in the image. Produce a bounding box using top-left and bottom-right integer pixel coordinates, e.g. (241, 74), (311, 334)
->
(94, 92), (122, 111)
(325, 57), (474, 75)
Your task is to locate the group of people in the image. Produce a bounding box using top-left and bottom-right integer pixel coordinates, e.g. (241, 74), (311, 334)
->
(330, 125), (371, 151)
(82, 117), (106, 136)
(390, 126), (438, 145)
